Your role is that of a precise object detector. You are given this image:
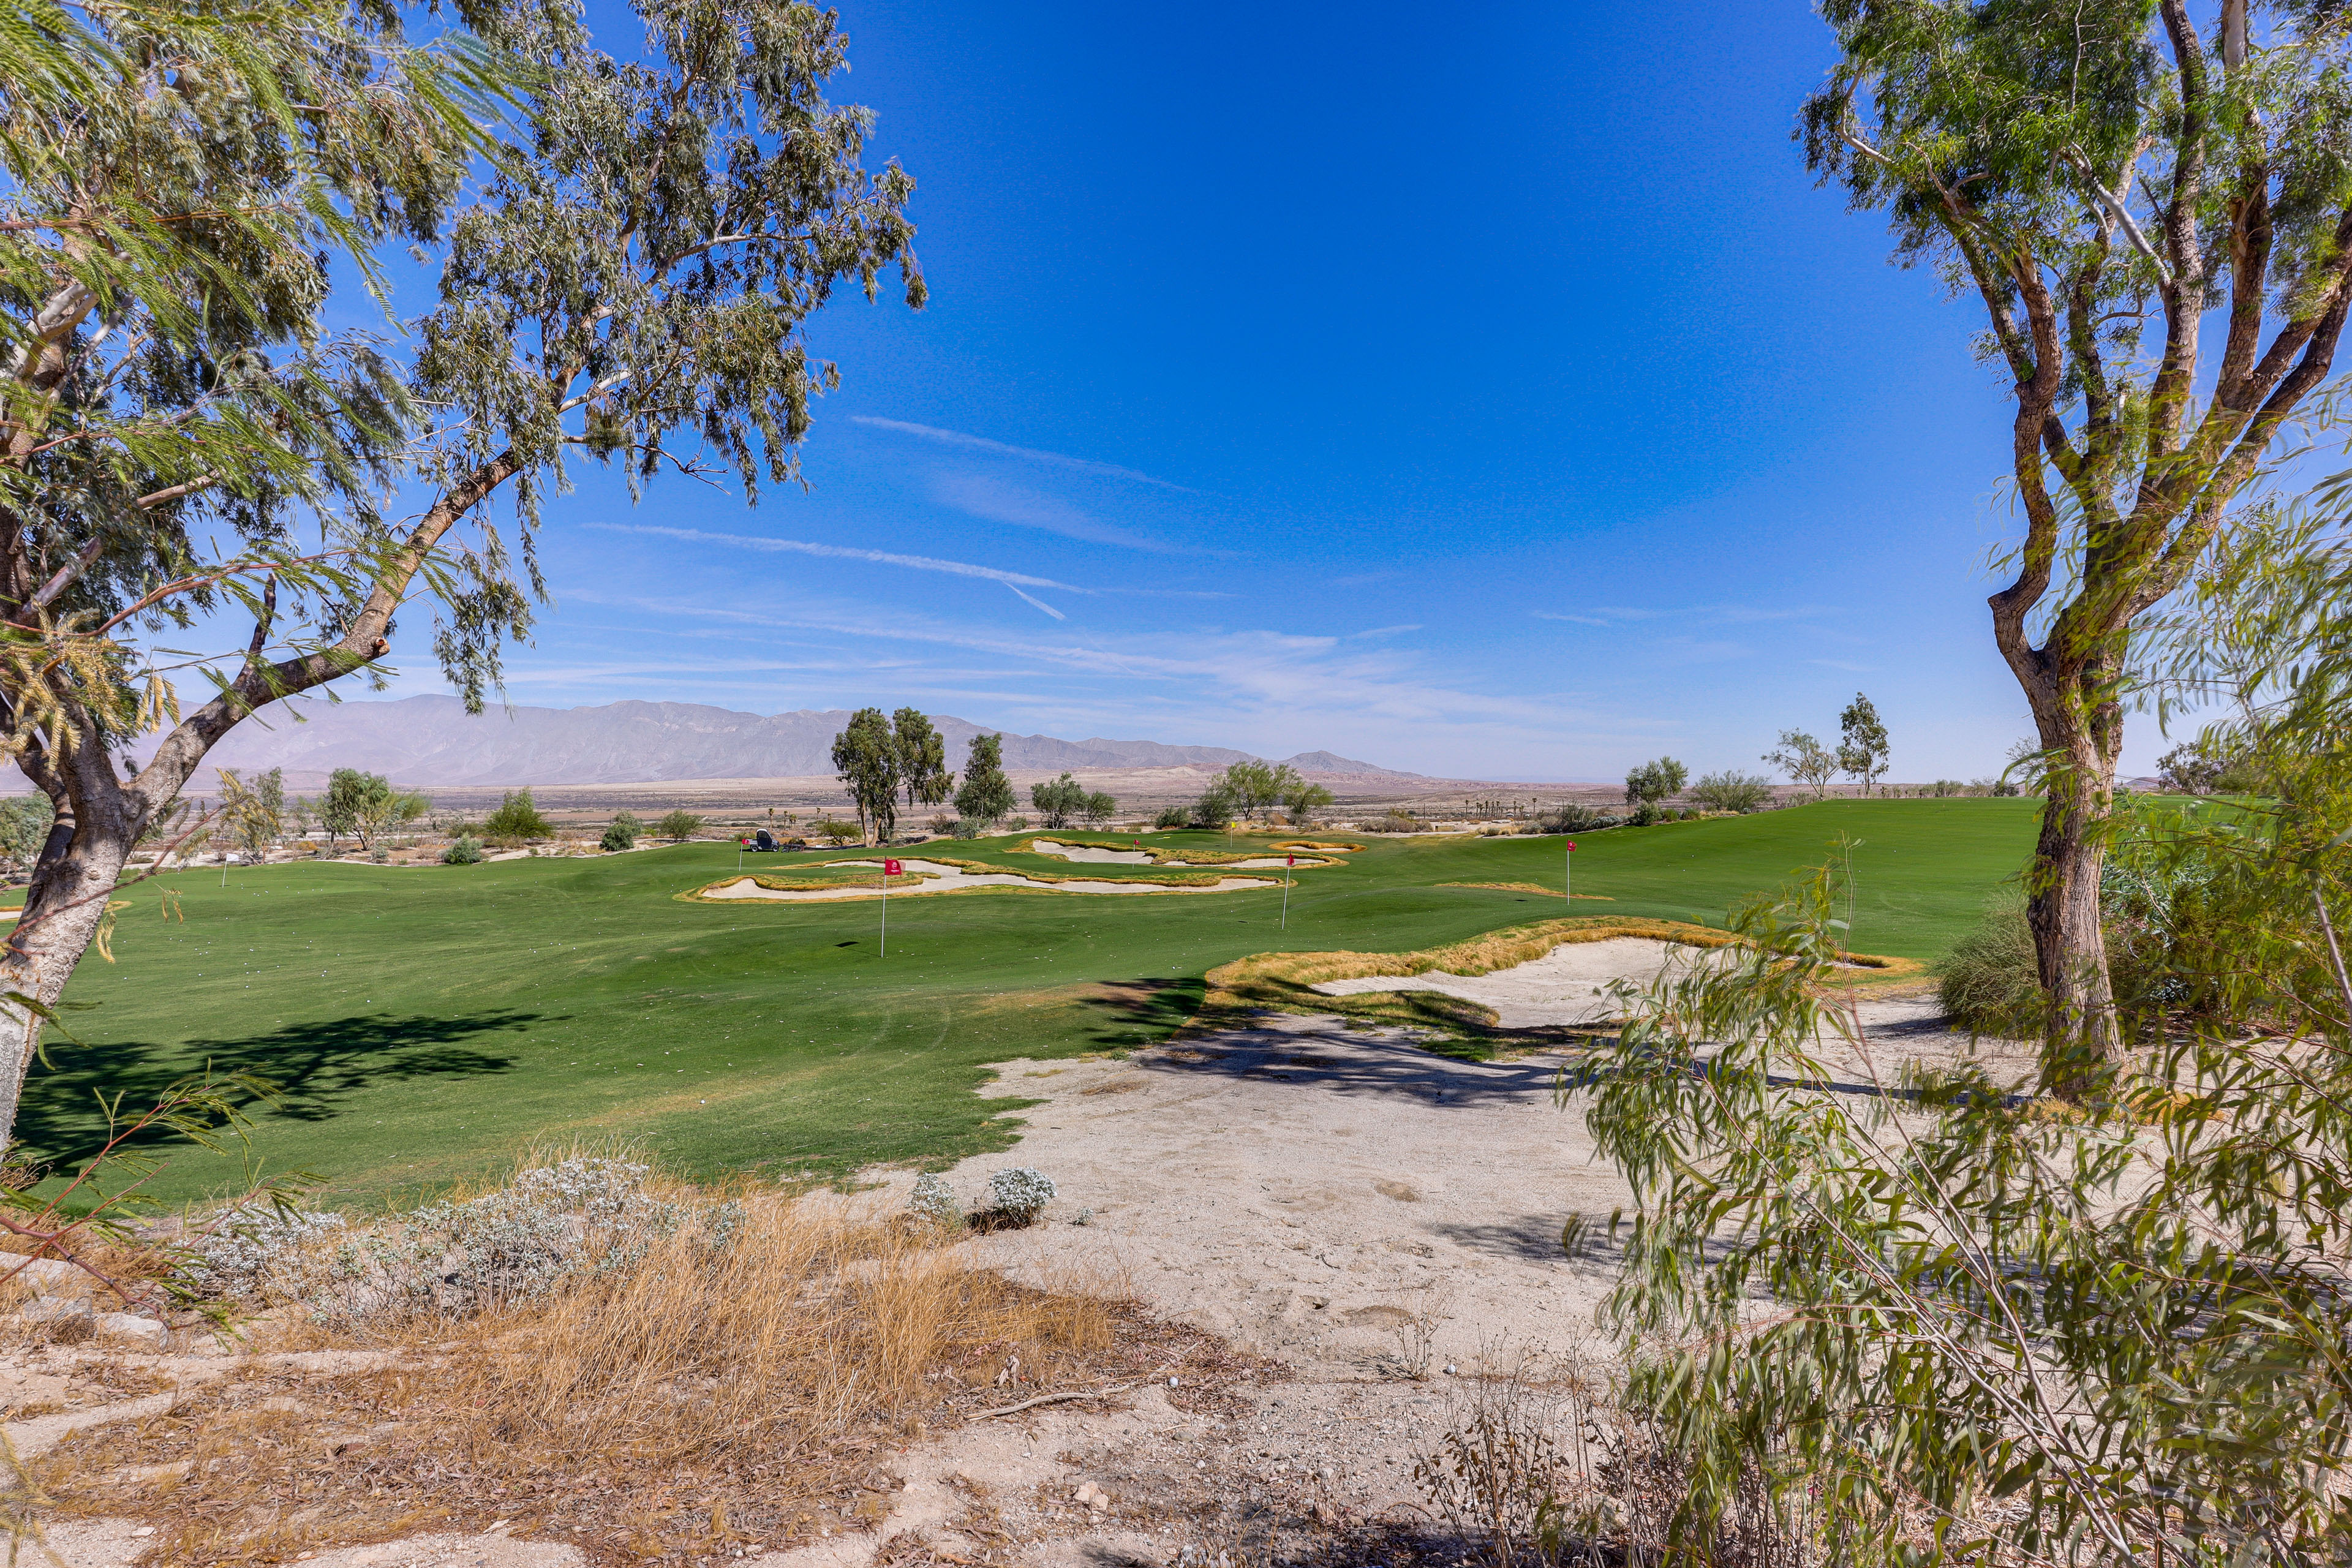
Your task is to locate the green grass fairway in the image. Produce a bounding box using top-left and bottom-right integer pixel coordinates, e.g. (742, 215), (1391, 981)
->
(20, 798), (2036, 1205)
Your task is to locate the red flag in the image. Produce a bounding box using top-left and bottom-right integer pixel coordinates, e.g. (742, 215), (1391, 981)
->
(1564, 840), (1577, 851)
(1286, 854), (1296, 867)
(883, 858), (903, 876)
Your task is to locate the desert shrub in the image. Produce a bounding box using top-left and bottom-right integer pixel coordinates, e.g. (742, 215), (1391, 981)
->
(143, 1164), (1120, 1566)
(1080, 790), (1117, 826)
(0, 794), (55, 874)
(908, 1173), (962, 1229)
(1363, 809), (1424, 834)
(657, 810), (704, 841)
(1628, 801), (1662, 827)
(1185, 780), (1238, 829)
(1153, 805), (1189, 828)
(1623, 756), (1688, 807)
(1688, 770), (1772, 813)
(810, 816), (857, 845)
(1525, 804), (1618, 835)
(600, 812), (639, 851)
(1937, 886), (2041, 1035)
(1031, 773), (1087, 829)
(187, 1157), (701, 1319)
(927, 812), (957, 834)
(986, 1167), (1055, 1224)
(442, 836), (485, 865)
(948, 819), (984, 840)
(484, 789), (551, 843)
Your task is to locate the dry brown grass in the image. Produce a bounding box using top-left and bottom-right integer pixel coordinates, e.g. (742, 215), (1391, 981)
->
(1199, 916), (1920, 1041)
(28, 1191), (1204, 1565)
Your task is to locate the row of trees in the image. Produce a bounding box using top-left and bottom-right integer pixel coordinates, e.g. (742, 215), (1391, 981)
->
(829, 710), (1021, 842)
(1030, 774), (1115, 830)
(1763, 692), (1890, 799)
(1160, 761), (1334, 829)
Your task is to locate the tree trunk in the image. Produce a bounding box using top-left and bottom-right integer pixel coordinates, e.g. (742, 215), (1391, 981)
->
(0, 806), (135, 1148)
(2022, 671), (2125, 1077)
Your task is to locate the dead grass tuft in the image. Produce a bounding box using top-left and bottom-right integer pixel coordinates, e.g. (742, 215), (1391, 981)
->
(31, 1189), (1155, 1564)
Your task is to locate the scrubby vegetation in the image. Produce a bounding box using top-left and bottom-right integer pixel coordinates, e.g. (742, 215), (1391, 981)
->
(600, 812), (640, 851)
(47, 1158), (1123, 1563)
(483, 789), (552, 845)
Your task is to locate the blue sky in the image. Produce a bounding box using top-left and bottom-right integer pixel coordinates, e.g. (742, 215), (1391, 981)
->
(353, 0), (2155, 782)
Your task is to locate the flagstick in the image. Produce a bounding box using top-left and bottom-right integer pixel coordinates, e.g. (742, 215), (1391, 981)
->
(881, 864), (889, 957)
(1281, 870), (1291, 930)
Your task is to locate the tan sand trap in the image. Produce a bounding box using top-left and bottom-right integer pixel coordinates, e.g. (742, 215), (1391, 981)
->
(1310, 935), (1732, 1028)
(700, 858), (1273, 902)
(1029, 838), (1313, 870)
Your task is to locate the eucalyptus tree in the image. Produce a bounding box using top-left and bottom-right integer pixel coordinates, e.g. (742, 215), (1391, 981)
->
(0, 0), (922, 1139)
(1764, 729), (1839, 799)
(1803, 0), (2352, 1060)
(1838, 691), (1890, 795)
(952, 733), (1013, 829)
(891, 707), (952, 809)
(831, 707), (899, 844)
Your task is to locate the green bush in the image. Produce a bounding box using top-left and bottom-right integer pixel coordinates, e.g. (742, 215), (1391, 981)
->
(1689, 770), (1772, 813)
(600, 813), (639, 853)
(1937, 887), (2043, 1035)
(483, 790), (551, 843)
(1153, 805), (1189, 829)
(657, 810), (703, 842)
(1525, 804), (1619, 835)
(442, 835), (485, 865)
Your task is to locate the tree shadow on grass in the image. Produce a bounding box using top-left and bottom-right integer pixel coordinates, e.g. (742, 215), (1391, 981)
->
(1076, 977), (1205, 1049)
(13, 1009), (540, 1169)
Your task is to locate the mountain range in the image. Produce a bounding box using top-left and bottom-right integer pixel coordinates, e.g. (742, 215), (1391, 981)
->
(112, 696), (1421, 789)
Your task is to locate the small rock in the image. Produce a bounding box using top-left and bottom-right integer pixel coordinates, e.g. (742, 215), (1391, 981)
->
(20, 1295), (88, 1323)
(129, 1528), (155, 1539)
(92, 1311), (167, 1345)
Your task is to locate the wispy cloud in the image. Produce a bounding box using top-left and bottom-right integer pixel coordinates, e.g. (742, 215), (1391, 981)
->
(1542, 603), (1836, 628)
(587, 522), (1088, 597)
(1349, 624), (1422, 639)
(928, 473), (1181, 554)
(851, 416), (1195, 492)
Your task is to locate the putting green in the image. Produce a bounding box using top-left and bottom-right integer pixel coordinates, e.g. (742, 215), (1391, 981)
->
(19, 799), (2035, 1206)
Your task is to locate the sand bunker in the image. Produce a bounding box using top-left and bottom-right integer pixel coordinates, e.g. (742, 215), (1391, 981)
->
(698, 858), (1275, 902)
(1310, 935), (1732, 1028)
(1029, 838), (1324, 870)
(1028, 839), (1154, 864)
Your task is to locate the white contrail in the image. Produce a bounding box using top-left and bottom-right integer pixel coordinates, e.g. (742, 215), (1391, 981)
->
(587, 522), (1090, 594)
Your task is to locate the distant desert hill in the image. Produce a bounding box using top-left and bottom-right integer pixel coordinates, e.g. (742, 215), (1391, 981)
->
(82, 696), (1423, 791)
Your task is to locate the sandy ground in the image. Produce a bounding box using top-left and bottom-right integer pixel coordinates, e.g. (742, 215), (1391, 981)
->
(23, 939), (2026, 1568)
(699, 858), (1276, 902)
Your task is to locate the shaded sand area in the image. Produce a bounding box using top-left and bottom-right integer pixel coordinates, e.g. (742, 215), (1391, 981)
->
(1309, 933), (1730, 1028)
(698, 858), (1276, 902)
